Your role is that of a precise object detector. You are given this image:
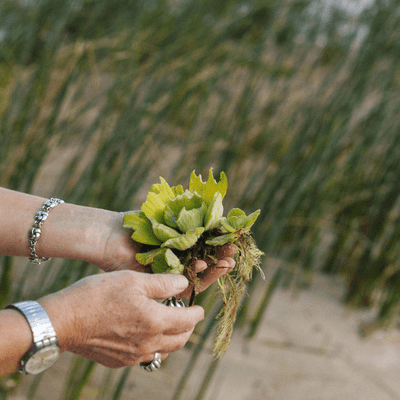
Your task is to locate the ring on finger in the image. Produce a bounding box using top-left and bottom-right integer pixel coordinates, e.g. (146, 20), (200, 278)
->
(139, 352), (162, 372)
(162, 296), (185, 307)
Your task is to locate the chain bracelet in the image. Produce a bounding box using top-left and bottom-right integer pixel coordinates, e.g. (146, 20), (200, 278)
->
(28, 198), (64, 264)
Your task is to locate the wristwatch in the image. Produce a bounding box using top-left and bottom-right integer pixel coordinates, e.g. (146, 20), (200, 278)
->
(6, 301), (61, 375)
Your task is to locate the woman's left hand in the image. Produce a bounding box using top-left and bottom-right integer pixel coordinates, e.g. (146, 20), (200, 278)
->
(92, 212), (236, 298)
(0, 189), (236, 299)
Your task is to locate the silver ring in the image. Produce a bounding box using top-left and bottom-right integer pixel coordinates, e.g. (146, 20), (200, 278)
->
(139, 352), (162, 372)
(162, 296), (185, 307)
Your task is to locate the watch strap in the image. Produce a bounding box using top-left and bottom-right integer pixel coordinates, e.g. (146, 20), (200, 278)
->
(6, 301), (57, 343)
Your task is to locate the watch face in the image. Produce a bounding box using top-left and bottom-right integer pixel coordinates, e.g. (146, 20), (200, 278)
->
(24, 345), (61, 375)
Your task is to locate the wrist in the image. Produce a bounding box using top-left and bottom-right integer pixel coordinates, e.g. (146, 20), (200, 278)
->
(0, 310), (33, 376)
(6, 301), (61, 374)
(36, 202), (117, 266)
(93, 211), (143, 272)
(38, 291), (80, 351)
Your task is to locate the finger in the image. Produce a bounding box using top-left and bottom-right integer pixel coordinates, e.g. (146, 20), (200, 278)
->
(143, 273), (189, 300)
(160, 331), (193, 353)
(177, 285), (195, 299)
(70, 345), (132, 368)
(193, 259), (207, 273)
(216, 243), (237, 259)
(158, 304), (204, 333)
(178, 256), (236, 298)
(196, 260), (232, 292)
(178, 267), (229, 299)
(178, 260), (231, 298)
(216, 257), (235, 271)
(159, 328), (194, 352)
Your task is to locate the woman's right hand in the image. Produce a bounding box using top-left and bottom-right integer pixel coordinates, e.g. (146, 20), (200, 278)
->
(39, 270), (204, 368)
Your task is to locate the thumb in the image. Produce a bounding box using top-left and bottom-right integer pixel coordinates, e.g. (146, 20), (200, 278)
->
(144, 273), (189, 300)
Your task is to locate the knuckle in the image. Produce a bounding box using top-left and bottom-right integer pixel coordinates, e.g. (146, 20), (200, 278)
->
(141, 273), (170, 297)
(152, 274), (170, 291)
(119, 355), (138, 367)
(173, 334), (192, 352)
(171, 341), (185, 352)
(161, 339), (185, 353)
(115, 269), (136, 286)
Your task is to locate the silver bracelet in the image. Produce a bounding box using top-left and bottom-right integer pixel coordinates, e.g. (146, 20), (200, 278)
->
(28, 198), (64, 264)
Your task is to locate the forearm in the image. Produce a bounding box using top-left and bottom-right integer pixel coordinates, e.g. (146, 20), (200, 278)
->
(0, 310), (33, 376)
(0, 291), (79, 377)
(0, 187), (122, 266)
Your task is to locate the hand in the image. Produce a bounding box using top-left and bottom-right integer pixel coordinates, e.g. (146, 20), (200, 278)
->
(39, 270), (204, 368)
(0, 189), (235, 294)
(178, 243), (237, 299)
(93, 212), (237, 299)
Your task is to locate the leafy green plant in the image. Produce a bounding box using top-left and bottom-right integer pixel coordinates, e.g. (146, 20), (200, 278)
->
(123, 169), (263, 356)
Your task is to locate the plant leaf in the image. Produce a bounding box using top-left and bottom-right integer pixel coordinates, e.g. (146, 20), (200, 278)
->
(189, 169), (228, 206)
(225, 209), (261, 231)
(152, 249), (184, 274)
(136, 248), (167, 265)
(227, 215), (248, 230)
(151, 253), (170, 274)
(176, 203), (207, 232)
(149, 177), (175, 199)
(162, 227), (204, 250)
(165, 249), (185, 274)
(205, 232), (238, 246)
(163, 206), (179, 228)
(220, 217), (236, 233)
(227, 208), (246, 218)
(167, 190), (203, 216)
(204, 192), (223, 230)
(243, 209), (261, 229)
(123, 211), (162, 246)
(141, 191), (167, 223)
(172, 185), (185, 196)
(141, 177), (175, 223)
(151, 220), (181, 242)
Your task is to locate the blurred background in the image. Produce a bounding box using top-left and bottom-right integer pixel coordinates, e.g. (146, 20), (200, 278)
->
(1, 0), (400, 398)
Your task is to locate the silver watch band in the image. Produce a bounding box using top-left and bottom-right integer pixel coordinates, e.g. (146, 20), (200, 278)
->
(6, 301), (57, 343)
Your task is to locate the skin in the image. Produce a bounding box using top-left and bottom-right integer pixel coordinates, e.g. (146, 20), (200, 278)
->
(0, 187), (236, 376)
